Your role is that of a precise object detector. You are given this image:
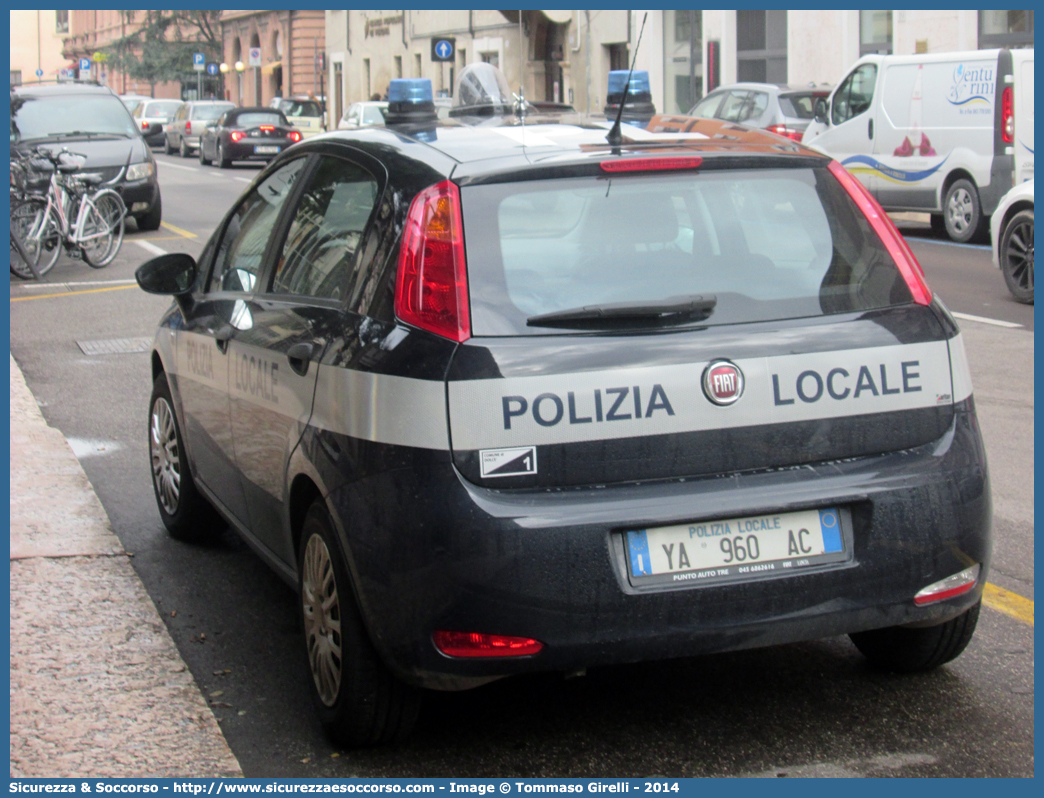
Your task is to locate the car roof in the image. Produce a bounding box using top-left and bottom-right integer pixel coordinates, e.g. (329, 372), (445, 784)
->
(309, 113), (823, 173)
(14, 82), (117, 97)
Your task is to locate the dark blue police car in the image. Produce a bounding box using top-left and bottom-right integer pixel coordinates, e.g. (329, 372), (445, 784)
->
(137, 71), (991, 746)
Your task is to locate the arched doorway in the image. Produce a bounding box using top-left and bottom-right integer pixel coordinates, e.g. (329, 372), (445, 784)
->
(270, 28), (284, 99)
(250, 31), (262, 106)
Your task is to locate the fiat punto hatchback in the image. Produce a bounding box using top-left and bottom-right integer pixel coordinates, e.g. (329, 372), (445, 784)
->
(137, 76), (991, 747)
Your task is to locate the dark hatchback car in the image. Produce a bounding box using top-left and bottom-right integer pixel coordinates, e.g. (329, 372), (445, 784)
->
(137, 77), (990, 747)
(12, 82), (163, 230)
(689, 82), (832, 142)
(198, 106), (301, 168)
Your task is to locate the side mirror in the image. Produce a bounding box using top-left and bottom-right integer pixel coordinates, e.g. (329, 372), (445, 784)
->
(135, 253), (197, 296)
(814, 98), (829, 125)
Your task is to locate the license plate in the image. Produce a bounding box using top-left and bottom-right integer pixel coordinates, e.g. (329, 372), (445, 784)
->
(255, 145), (279, 154)
(626, 508), (847, 586)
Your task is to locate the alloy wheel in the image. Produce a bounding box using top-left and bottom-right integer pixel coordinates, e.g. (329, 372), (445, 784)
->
(302, 534), (343, 707)
(1005, 218), (1035, 293)
(150, 397), (181, 515)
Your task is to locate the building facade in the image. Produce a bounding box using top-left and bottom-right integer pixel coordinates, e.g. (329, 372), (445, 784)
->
(220, 10), (325, 107)
(10, 10), (70, 87)
(325, 9), (1034, 121)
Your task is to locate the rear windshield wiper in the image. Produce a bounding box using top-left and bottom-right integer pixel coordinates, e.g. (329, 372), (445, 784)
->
(527, 294), (717, 328)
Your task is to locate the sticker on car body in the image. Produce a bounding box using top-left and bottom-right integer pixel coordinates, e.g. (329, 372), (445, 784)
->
(480, 446), (537, 477)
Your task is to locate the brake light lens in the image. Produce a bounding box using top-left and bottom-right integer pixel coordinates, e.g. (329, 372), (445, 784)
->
(230, 130), (246, 143)
(259, 125), (275, 131)
(1001, 86), (1014, 144)
(433, 631), (544, 658)
(288, 130), (302, 143)
(827, 160), (932, 306)
(914, 564), (980, 606)
(141, 120), (149, 131)
(185, 120), (192, 134)
(766, 124), (804, 143)
(394, 180), (470, 342)
(600, 156), (703, 173)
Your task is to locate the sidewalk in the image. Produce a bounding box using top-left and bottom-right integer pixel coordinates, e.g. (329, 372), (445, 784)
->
(10, 353), (242, 778)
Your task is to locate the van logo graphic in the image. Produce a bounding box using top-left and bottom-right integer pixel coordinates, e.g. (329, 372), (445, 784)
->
(947, 62), (994, 107)
(702, 361), (744, 406)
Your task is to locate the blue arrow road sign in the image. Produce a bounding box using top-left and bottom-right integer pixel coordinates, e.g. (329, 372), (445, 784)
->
(35, 69), (44, 78)
(435, 40), (453, 59)
(206, 62), (219, 76)
(79, 58), (91, 72)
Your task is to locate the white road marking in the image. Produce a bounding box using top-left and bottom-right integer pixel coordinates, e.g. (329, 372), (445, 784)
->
(133, 240), (169, 257)
(155, 160), (201, 173)
(951, 311), (1023, 329)
(233, 177), (252, 183)
(14, 279), (139, 291)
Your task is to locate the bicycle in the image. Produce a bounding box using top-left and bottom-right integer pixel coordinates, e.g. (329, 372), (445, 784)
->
(17, 147), (127, 274)
(9, 153), (47, 280)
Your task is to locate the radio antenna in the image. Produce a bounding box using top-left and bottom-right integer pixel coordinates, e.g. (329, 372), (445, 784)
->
(606, 11), (648, 147)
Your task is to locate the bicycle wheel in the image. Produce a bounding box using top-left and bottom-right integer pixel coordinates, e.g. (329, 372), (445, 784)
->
(10, 199), (59, 279)
(80, 189), (125, 268)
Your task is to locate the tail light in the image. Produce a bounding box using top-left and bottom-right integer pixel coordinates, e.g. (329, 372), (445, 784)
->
(914, 564), (980, 606)
(184, 120), (192, 134)
(230, 130), (246, 143)
(767, 124), (804, 142)
(1001, 86), (1014, 144)
(394, 180), (470, 342)
(141, 120), (149, 131)
(433, 631), (544, 658)
(827, 161), (932, 306)
(288, 130), (302, 143)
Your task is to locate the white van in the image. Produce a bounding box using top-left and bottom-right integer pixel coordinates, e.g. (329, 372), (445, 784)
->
(803, 48), (1033, 243)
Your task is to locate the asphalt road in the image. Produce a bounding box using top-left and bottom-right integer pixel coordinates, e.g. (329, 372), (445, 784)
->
(9, 152), (1034, 777)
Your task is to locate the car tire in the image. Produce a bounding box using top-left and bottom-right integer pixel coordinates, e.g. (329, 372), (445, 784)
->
(199, 142), (210, 166)
(179, 137), (191, 158)
(134, 193), (163, 231)
(298, 500), (420, 747)
(1000, 209), (1034, 304)
(943, 178), (987, 243)
(149, 374), (224, 542)
(163, 136), (173, 155)
(217, 142), (231, 169)
(849, 600), (981, 673)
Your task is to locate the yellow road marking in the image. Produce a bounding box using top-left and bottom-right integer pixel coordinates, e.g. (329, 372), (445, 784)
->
(160, 221), (197, 239)
(10, 284), (138, 302)
(983, 583), (1034, 625)
(130, 236), (189, 242)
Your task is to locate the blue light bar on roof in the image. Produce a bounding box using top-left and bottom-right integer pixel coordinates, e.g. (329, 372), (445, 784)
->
(389, 78), (433, 105)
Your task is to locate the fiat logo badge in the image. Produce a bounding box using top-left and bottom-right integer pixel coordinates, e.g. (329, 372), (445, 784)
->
(702, 360), (744, 405)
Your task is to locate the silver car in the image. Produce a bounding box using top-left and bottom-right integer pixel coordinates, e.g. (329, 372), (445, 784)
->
(688, 82), (832, 142)
(338, 101), (388, 130)
(132, 99), (185, 148)
(164, 101), (236, 157)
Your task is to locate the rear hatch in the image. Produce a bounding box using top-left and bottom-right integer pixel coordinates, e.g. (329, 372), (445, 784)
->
(446, 157), (954, 488)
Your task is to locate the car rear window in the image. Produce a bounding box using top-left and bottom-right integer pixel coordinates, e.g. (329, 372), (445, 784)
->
(192, 104), (234, 120)
(778, 93), (821, 119)
(462, 167), (915, 335)
(236, 112), (284, 127)
(282, 100), (322, 117)
(362, 106), (386, 125)
(145, 101), (183, 118)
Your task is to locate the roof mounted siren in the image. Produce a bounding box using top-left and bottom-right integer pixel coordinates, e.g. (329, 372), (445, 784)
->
(384, 78), (438, 125)
(450, 62), (516, 118)
(604, 70), (656, 129)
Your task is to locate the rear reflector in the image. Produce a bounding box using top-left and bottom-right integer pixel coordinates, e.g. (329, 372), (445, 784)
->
(433, 631), (544, 658)
(600, 156), (703, 173)
(1001, 86), (1014, 144)
(828, 160), (933, 306)
(766, 124), (804, 142)
(394, 179), (471, 343)
(914, 564), (980, 606)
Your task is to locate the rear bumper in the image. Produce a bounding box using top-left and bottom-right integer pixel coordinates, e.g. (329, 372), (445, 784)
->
(227, 139), (287, 162)
(323, 400), (991, 690)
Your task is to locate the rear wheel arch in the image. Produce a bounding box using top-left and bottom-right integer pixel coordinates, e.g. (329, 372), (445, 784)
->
(151, 351), (165, 384)
(288, 473), (323, 566)
(939, 168), (977, 208)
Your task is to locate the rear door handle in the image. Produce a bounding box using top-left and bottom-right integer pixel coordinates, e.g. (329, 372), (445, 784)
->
(286, 342), (314, 376)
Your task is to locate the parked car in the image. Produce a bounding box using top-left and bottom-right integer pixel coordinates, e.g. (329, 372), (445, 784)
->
(164, 100), (235, 157)
(198, 107), (301, 168)
(12, 82), (163, 230)
(119, 94), (152, 115)
(991, 179), (1033, 303)
(132, 98), (184, 148)
(338, 101), (388, 129)
(269, 97), (325, 139)
(688, 82), (832, 142)
(802, 48), (1034, 243)
(136, 74), (989, 747)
